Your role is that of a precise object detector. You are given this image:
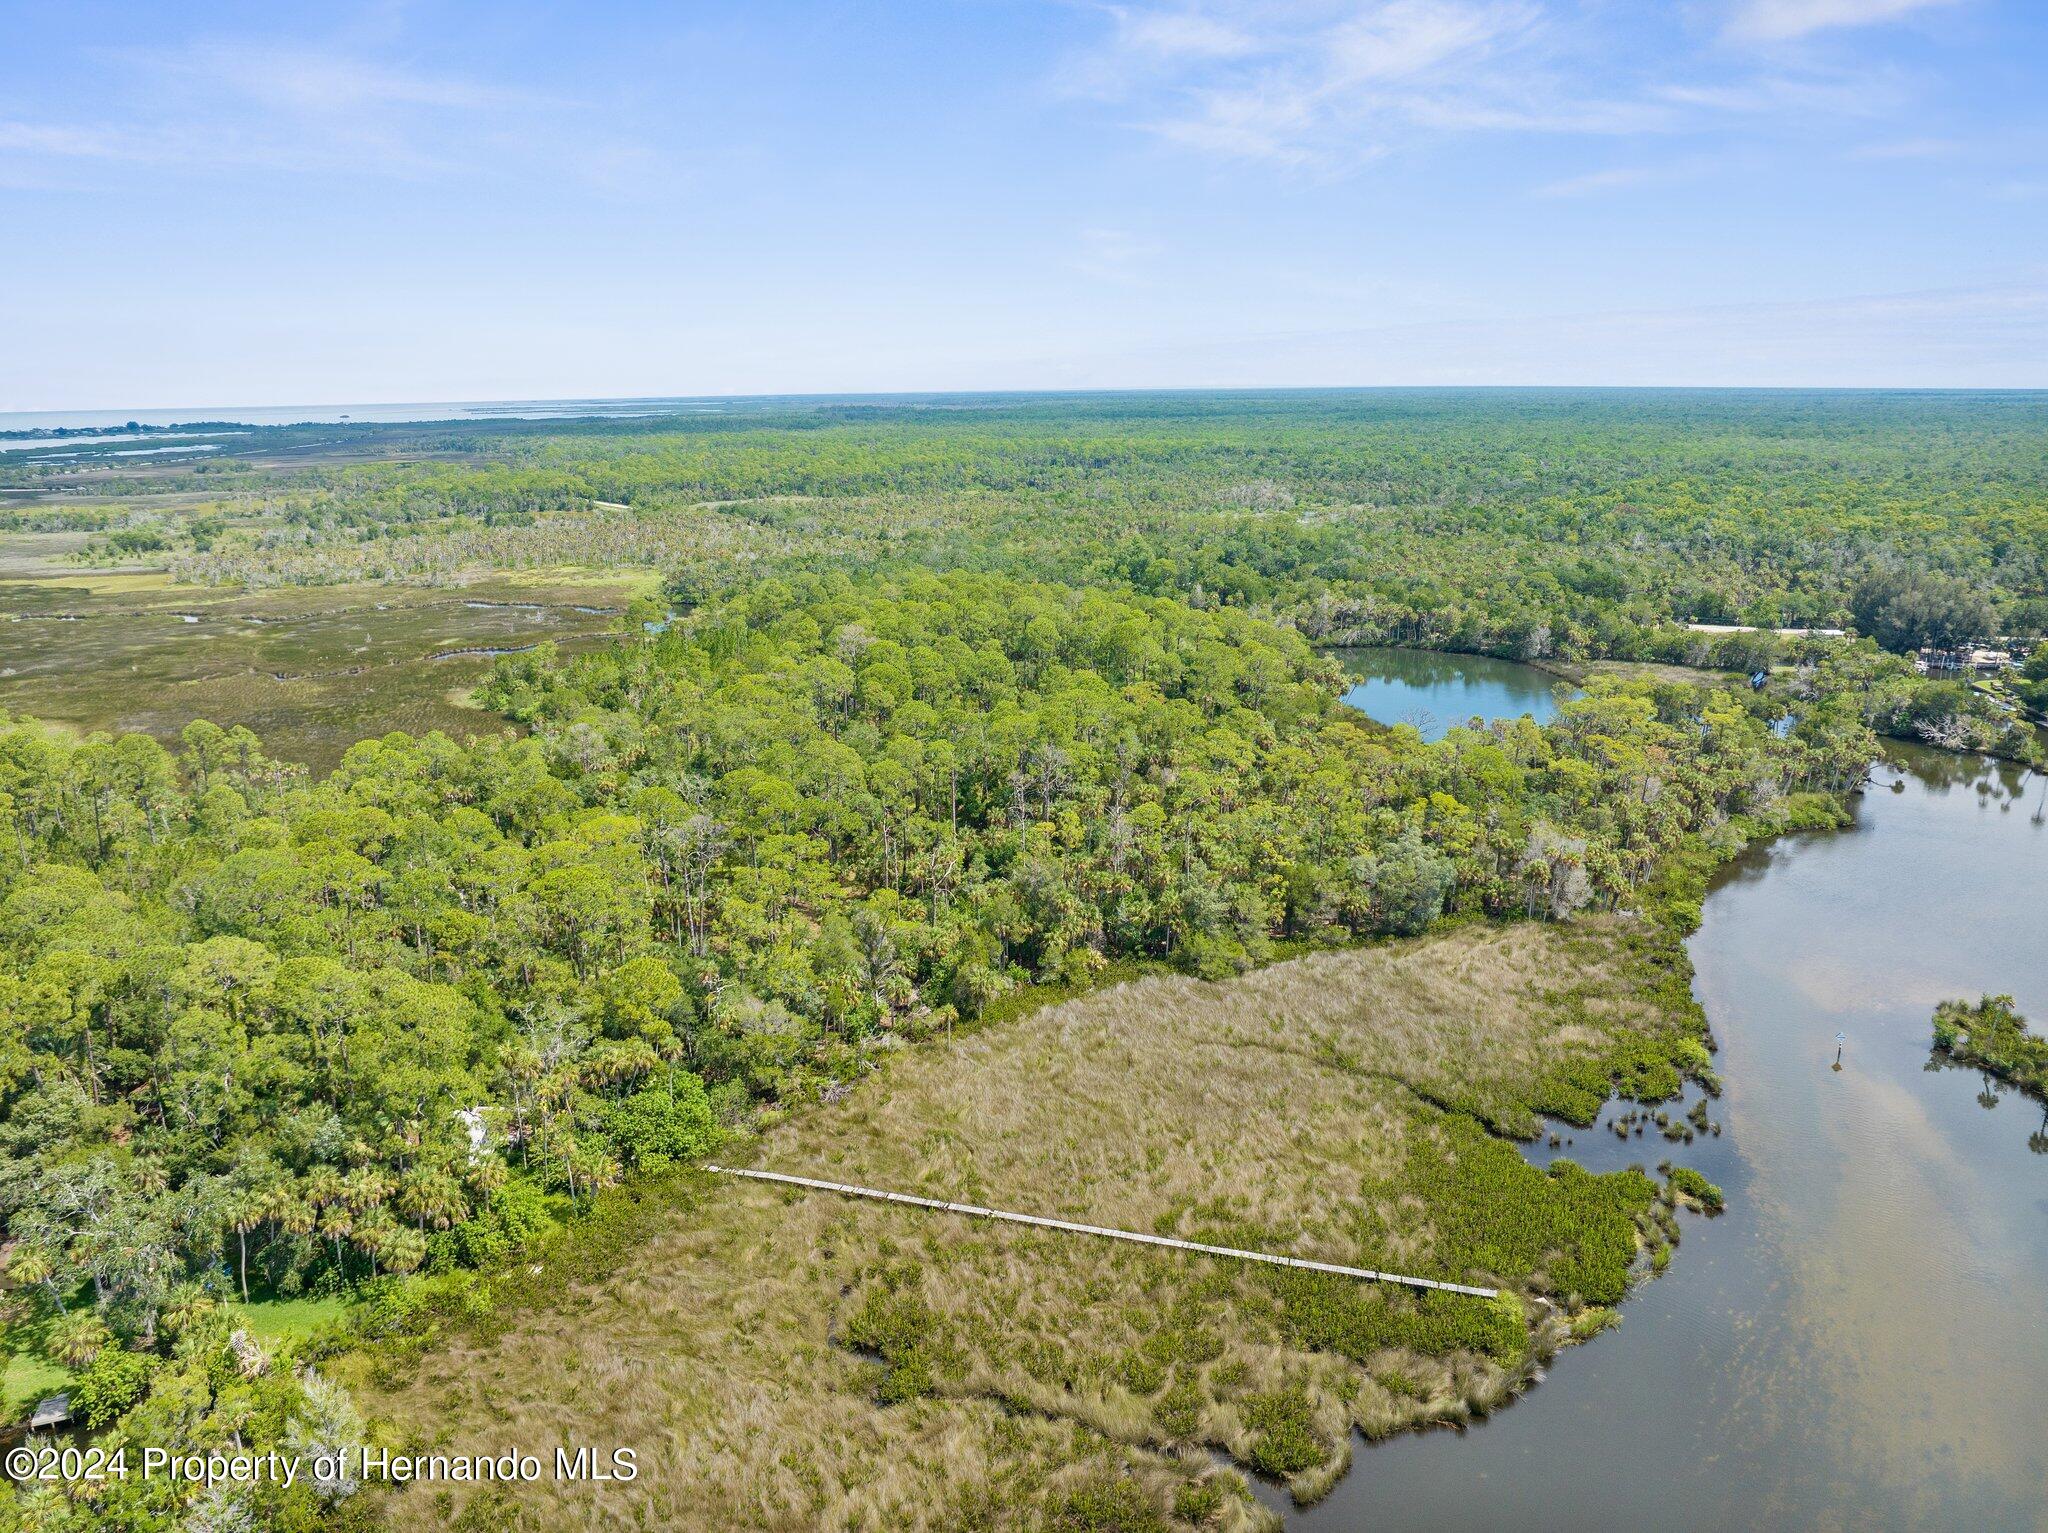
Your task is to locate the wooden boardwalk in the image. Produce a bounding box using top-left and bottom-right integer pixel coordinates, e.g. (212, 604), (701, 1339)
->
(704, 1164), (1499, 1299)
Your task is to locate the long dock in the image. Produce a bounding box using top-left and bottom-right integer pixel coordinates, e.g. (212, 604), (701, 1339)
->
(703, 1165), (1498, 1298)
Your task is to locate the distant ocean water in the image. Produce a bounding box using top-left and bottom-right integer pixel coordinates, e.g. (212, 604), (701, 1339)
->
(0, 398), (736, 432)
(14, 387), (2036, 436)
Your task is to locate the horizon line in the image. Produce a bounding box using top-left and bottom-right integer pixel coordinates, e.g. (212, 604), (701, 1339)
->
(9, 380), (2048, 428)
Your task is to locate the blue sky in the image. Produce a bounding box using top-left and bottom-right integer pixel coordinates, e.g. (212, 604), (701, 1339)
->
(2, 0), (2044, 408)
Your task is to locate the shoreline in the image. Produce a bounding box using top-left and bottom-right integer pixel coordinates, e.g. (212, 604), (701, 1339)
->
(339, 780), (1845, 1530)
(1321, 639), (2046, 772)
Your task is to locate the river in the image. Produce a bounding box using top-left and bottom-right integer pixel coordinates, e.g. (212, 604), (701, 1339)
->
(1322, 649), (2048, 1531)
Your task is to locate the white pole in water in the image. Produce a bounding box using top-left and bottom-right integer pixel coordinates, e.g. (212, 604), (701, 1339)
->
(702, 1164), (1499, 1299)
(1834, 1030), (1846, 1070)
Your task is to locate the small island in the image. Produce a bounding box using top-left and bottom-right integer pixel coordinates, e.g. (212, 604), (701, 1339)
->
(1931, 995), (2048, 1103)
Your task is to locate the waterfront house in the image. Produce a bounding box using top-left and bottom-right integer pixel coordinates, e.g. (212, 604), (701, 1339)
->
(1917, 644), (2019, 675)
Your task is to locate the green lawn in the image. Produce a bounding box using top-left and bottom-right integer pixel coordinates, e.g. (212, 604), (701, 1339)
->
(3, 1296), (352, 1422)
(230, 1294), (352, 1345)
(3, 1318), (74, 1419)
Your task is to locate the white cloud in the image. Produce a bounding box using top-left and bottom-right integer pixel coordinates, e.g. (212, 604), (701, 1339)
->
(1397, 93), (1665, 133)
(140, 42), (555, 116)
(1846, 135), (1962, 158)
(0, 35), (654, 190)
(1726, 0), (1965, 43)
(1115, 7), (1259, 58)
(1089, 0), (1666, 164)
(1068, 226), (1164, 281)
(1073, 0), (1963, 167)
(1657, 71), (1899, 118)
(0, 122), (147, 158)
(1530, 164), (1662, 198)
(1147, 79), (1333, 162)
(0, 116), (289, 172)
(1322, 0), (1533, 83)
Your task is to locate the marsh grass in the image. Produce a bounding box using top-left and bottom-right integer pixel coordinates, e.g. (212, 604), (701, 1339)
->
(355, 920), (1701, 1530)
(0, 576), (637, 769)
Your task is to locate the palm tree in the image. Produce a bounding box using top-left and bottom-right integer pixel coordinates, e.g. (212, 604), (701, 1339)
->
(273, 1185), (317, 1240)
(567, 1141), (623, 1203)
(49, 1311), (112, 1370)
(339, 1166), (395, 1218)
(131, 1158), (170, 1199)
(316, 1203), (355, 1276)
(6, 1245), (66, 1316)
(301, 1166), (344, 1211)
(302, 1167), (348, 1271)
(228, 1190), (266, 1304)
(352, 1211), (425, 1278)
(161, 1282), (217, 1338)
(396, 1168), (467, 1233)
(383, 1226), (427, 1276)
(463, 1156), (508, 1202)
(224, 1155), (283, 1303)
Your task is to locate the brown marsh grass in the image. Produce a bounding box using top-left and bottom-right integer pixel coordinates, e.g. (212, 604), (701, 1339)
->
(357, 919), (1682, 1532)
(0, 575), (634, 769)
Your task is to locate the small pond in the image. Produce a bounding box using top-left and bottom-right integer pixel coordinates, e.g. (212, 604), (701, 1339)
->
(1336, 646), (1568, 740)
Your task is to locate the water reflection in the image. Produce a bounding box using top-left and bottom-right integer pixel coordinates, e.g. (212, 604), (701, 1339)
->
(1304, 662), (2048, 1531)
(1334, 647), (1569, 741)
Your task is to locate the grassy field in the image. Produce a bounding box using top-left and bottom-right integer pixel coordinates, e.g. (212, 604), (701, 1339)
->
(232, 1294), (353, 1346)
(0, 571), (636, 770)
(352, 918), (1706, 1532)
(1, 1295), (354, 1421)
(1, 1319), (72, 1420)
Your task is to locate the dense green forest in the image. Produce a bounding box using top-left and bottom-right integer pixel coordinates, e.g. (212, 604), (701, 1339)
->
(12, 393), (2040, 761)
(0, 574), (1875, 1527)
(15, 392), (2047, 658)
(0, 571), (1868, 1310)
(0, 391), (2037, 1529)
